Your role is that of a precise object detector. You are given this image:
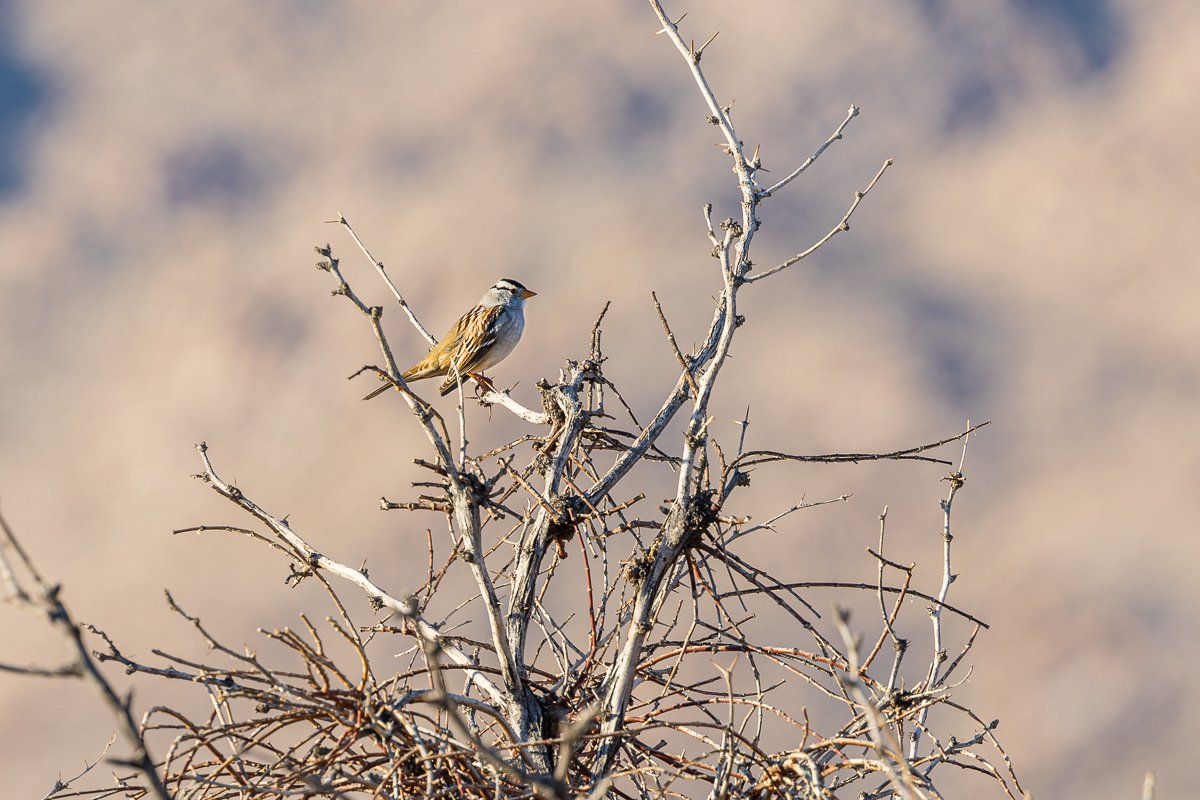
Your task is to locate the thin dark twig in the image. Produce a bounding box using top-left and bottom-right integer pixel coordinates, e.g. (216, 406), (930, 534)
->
(651, 291), (699, 396)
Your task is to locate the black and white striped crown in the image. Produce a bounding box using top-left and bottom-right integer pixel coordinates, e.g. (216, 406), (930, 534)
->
(494, 278), (528, 294)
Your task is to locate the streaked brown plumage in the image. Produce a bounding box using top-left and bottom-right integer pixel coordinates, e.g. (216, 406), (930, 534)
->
(363, 278), (536, 400)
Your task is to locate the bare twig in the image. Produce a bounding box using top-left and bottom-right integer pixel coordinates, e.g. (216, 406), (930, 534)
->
(0, 508), (171, 800)
(329, 213), (436, 344)
(759, 104), (860, 197)
(745, 157), (894, 283)
(651, 291), (699, 397)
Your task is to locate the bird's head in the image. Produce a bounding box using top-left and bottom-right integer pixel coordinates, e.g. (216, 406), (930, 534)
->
(482, 278), (537, 307)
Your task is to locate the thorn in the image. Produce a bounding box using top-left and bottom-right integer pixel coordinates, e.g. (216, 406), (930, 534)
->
(749, 143), (763, 171)
(654, 11), (687, 35)
(696, 30), (720, 57)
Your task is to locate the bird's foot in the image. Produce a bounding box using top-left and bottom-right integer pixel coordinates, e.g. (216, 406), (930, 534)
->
(471, 374), (497, 396)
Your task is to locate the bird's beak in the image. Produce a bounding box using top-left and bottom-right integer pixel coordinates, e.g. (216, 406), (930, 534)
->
(521, 289), (537, 299)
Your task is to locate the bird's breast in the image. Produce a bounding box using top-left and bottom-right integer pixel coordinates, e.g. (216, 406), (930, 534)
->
(475, 310), (524, 370)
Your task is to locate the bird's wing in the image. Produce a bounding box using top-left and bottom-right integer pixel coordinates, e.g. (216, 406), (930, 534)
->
(402, 305), (486, 380)
(365, 305), (503, 400)
(448, 304), (503, 375)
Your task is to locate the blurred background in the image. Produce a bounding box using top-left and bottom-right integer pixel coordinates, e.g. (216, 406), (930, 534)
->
(2, 1), (1197, 796)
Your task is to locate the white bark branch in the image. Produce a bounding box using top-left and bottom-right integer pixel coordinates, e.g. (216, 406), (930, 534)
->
(745, 157), (893, 283)
(192, 442), (503, 707)
(758, 104), (860, 198)
(332, 213), (437, 345)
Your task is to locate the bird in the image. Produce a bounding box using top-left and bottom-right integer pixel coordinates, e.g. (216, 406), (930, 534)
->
(363, 278), (537, 400)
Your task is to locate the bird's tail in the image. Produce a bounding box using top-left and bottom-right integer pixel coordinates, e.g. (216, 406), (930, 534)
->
(362, 365), (442, 401)
(361, 382), (393, 401)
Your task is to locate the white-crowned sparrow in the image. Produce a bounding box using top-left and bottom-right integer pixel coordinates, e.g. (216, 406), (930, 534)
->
(363, 278), (537, 399)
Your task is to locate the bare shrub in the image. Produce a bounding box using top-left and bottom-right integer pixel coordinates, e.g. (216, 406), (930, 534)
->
(3, 2), (1025, 798)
